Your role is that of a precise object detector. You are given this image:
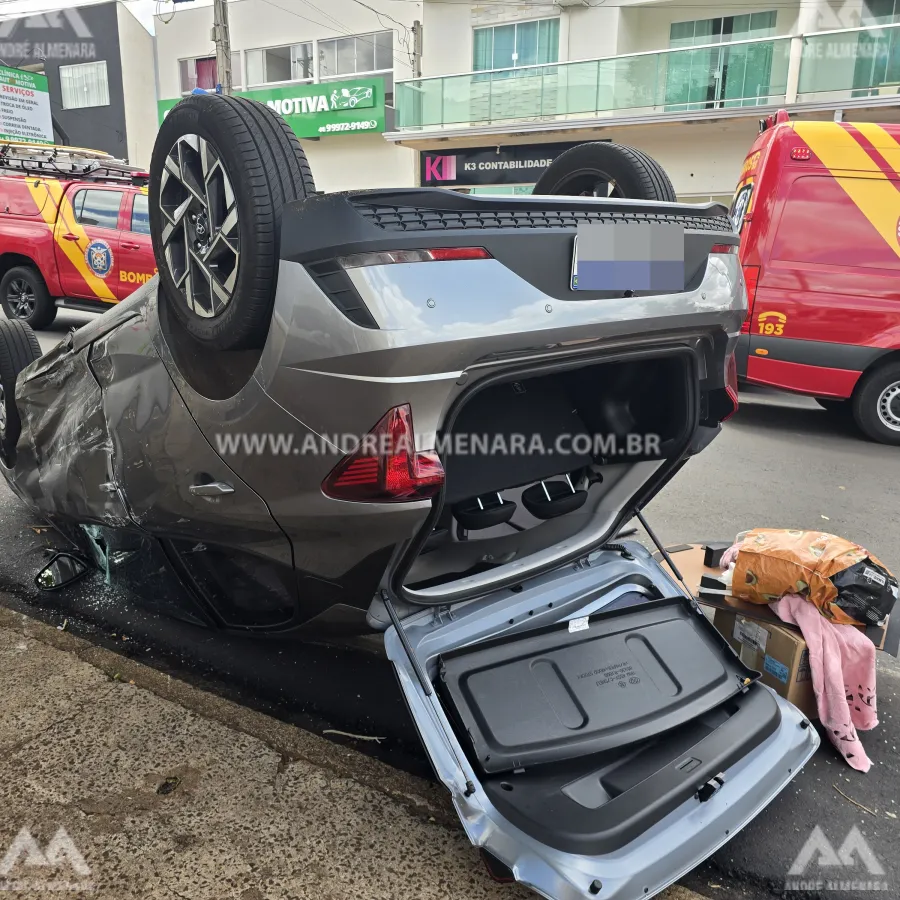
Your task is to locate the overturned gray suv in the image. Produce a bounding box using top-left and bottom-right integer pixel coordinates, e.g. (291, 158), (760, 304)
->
(0, 95), (818, 900)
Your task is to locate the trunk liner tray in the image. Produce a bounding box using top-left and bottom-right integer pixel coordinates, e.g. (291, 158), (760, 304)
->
(438, 597), (757, 774)
(483, 685), (781, 855)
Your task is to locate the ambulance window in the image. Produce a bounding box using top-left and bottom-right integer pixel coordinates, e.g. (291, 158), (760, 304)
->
(771, 175), (900, 270)
(74, 189), (123, 230)
(131, 194), (150, 235)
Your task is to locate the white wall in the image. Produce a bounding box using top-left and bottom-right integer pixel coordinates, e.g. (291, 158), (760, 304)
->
(421, 1), (471, 76)
(304, 133), (415, 192)
(155, 0), (419, 99)
(608, 118), (760, 196)
(116, 1), (157, 168)
(153, 0), (418, 190)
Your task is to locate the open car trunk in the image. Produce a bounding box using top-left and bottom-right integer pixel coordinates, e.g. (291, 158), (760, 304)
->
(384, 550), (819, 900)
(401, 350), (696, 605)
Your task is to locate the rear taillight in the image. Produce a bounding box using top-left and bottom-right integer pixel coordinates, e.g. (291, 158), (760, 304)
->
(740, 264), (760, 334)
(724, 351), (739, 420)
(339, 247), (491, 268)
(322, 404), (444, 503)
(709, 243), (738, 255)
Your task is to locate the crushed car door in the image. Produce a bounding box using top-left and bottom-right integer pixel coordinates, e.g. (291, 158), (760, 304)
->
(88, 310), (301, 630)
(381, 549), (819, 900)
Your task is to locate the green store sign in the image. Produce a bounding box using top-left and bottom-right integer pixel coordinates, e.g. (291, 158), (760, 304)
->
(158, 77), (385, 138)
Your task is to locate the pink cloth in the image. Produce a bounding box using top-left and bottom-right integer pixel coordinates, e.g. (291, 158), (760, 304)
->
(771, 593), (877, 772)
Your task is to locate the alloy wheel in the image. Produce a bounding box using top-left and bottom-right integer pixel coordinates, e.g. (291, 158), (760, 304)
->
(7, 279), (35, 320)
(157, 134), (240, 319)
(876, 380), (900, 432)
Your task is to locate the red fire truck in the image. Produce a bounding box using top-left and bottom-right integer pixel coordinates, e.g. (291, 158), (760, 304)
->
(0, 142), (156, 329)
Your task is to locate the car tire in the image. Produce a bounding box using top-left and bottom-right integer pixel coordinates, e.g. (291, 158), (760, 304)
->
(0, 317), (42, 465)
(149, 93), (316, 351)
(532, 142), (677, 201)
(815, 397), (851, 415)
(851, 362), (900, 445)
(0, 266), (57, 330)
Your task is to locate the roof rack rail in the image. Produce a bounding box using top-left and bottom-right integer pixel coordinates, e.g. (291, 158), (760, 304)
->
(0, 140), (149, 186)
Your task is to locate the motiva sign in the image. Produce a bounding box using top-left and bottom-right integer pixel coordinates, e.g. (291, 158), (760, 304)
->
(420, 142), (587, 186)
(158, 78), (385, 138)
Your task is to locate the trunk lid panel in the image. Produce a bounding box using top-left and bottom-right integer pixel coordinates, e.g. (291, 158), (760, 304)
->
(439, 598), (757, 774)
(383, 545), (819, 900)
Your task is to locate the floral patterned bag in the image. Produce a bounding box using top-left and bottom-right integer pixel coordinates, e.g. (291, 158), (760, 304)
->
(731, 528), (897, 627)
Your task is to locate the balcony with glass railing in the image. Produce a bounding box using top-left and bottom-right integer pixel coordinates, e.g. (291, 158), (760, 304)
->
(395, 36), (793, 131)
(797, 22), (900, 101)
(393, 23), (900, 132)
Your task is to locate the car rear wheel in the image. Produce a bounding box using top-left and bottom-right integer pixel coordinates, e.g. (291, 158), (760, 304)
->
(149, 93), (316, 351)
(0, 266), (57, 330)
(532, 142), (677, 201)
(0, 317), (42, 465)
(852, 362), (900, 445)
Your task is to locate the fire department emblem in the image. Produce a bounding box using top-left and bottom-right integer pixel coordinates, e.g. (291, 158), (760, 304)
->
(85, 240), (114, 278)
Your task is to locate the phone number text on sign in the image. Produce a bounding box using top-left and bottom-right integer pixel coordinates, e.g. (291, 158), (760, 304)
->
(318, 119), (379, 133)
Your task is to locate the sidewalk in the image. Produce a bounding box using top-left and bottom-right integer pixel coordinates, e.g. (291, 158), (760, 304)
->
(0, 604), (710, 900)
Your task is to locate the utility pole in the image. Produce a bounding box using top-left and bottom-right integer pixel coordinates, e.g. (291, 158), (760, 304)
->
(212, 0), (233, 94)
(412, 20), (423, 78)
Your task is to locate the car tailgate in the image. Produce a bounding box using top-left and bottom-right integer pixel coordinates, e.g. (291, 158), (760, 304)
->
(382, 544), (819, 900)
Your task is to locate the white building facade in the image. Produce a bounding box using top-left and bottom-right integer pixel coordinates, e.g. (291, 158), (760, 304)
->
(153, 0), (900, 199)
(390, 0), (900, 202)
(153, 0), (418, 192)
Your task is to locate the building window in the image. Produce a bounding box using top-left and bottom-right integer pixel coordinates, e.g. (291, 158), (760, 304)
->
(59, 60), (110, 109)
(180, 56), (216, 93)
(73, 189), (123, 230)
(246, 43), (313, 86)
(178, 54), (242, 94)
(862, 0), (900, 23)
(318, 31), (392, 78)
(473, 19), (559, 71)
(665, 12), (777, 109)
(668, 12), (776, 48)
(131, 194), (150, 235)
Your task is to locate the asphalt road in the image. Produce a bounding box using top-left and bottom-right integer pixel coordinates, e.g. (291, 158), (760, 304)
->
(3, 314), (900, 898)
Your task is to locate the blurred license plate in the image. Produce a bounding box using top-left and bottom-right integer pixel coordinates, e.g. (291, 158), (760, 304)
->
(571, 222), (685, 291)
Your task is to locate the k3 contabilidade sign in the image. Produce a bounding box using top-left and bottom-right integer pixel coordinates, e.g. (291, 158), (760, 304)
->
(158, 77), (385, 138)
(420, 142), (589, 187)
(0, 65), (53, 144)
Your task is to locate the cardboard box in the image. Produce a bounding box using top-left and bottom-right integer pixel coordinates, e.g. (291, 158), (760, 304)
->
(713, 608), (818, 720)
(659, 543), (897, 654)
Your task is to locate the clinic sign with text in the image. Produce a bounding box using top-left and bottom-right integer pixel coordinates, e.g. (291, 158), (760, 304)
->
(0, 65), (53, 144)
(158, 77), (386, 138)
(420, 142), (584, 187)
